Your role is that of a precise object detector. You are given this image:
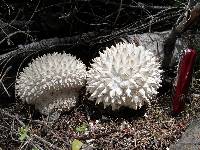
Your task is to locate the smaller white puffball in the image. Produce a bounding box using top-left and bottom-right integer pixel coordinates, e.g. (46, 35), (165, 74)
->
(15, 52), (86, 115)
(87, 42), (162, 110)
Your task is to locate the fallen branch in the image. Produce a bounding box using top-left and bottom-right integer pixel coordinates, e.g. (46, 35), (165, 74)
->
(162, 2), (200, 68)
(0, 32), (96, 62)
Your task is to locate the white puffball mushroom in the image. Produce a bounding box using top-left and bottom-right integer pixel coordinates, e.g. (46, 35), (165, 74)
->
(87, 42), (162, 110)
(15, 52), (86, 115)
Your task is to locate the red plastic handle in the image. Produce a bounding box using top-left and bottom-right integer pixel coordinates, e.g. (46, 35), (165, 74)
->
(172, 48), (197, 113)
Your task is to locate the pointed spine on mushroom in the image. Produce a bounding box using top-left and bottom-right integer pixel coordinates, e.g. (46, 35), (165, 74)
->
(15, 52), (86, 115)
(87, 42), (162, 110)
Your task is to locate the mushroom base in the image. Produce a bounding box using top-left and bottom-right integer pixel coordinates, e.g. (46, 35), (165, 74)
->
(33, 89), (80, 115)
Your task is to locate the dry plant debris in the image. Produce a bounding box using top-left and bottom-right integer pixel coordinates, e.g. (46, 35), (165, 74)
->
(1, 74), (200, 150)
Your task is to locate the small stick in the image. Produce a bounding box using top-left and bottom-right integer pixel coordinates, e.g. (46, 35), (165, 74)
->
(33, 134), (63, 150)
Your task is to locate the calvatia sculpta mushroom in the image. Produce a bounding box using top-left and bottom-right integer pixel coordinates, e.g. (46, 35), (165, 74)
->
(87, 42), (163, 110)
(15, 52), (86, 115)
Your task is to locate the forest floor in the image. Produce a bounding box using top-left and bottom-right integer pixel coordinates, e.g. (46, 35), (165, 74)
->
(170, 117), (200, 150)
(0, 74), (200, 150)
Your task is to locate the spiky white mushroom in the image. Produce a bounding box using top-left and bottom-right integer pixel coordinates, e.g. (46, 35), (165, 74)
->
(15, 52), (86, 115)
(87, 42), (162, 110)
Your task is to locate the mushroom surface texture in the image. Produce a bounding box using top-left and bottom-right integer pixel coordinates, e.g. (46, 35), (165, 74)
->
(87, 42), (163, 110)
(15, 52), (86, 115)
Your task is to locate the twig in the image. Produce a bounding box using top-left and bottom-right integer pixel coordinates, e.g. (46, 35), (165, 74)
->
(26, 0), (41, 24)
(10, 119), (19, 142)
(0, 109), (25, 126)
(113, 0), (123, 25)
(31, 141), (44, 150)
(30, 119), (70, 147)
(0, 57), (13, 97)
(0, 32), (96, 62)
(0, 19), (33, 44)
(19, 137), (32, 150)
(0, 31), (32, 46)
(90, 8), (183, 45)
(0, 108), (66, 149)
(33, 134), (63, 150)
(91, 0), (184, 10)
